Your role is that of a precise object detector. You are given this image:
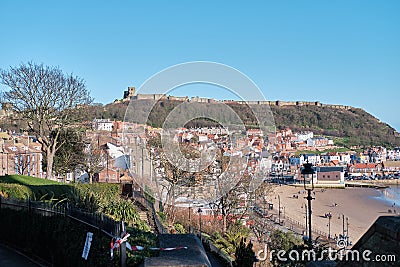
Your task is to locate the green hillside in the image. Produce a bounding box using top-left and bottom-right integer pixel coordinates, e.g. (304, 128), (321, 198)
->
(68, 99), (400, 148)
(270, 105), (399, 147)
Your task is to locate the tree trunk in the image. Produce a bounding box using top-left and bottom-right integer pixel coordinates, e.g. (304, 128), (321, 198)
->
(222, 211), (227, 233)
(46, 149), (55, 180)
(88, 172), (93, 184)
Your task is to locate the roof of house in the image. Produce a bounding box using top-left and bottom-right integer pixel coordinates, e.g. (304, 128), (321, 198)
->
(0, 132), (10, 139)
(383, 161), (400, 168)
(351, 163), (378, 169)
(329, 160), (340, 166)
(316, 166), (344, 172)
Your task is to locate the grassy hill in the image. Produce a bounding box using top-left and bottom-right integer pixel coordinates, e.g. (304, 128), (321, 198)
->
(269, 105), (399, 147)
(86, 99), (400, 148)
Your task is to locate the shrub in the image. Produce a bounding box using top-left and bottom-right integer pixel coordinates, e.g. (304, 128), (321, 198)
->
(173, 223), (186, 234)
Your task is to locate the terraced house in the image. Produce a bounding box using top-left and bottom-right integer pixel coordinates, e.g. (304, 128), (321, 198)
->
(0, 132), (43, 177)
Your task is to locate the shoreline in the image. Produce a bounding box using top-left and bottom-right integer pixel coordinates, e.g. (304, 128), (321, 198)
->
(268, 184), (398, 244)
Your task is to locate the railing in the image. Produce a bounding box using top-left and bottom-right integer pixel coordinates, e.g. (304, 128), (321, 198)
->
(67, 205), (120, 237)
(267, 207), (329, 241)
(0, 196), (120, 238)
(0, 189), (168, 238)
(284, 215), (329, 239)
(132, 190), (167, 234)
(201, 234), (233, 267)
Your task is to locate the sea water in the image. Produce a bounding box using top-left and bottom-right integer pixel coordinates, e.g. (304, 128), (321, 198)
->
(373, 185), (400, 207)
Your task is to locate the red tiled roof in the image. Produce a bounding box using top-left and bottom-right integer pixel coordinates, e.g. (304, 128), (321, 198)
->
(351, 163), (377, 169)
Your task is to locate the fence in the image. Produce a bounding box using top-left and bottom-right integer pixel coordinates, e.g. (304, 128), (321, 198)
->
(0, 196), (120, 238)
(284, 214), (329, 239)
(0, 190), (168, 267)
(266, 206), (329, 241)
(67, 205), (120, 237)
(0, 190), (168, 237)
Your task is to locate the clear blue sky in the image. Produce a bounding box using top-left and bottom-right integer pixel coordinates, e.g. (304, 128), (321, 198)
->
(1, 1), (399, 131)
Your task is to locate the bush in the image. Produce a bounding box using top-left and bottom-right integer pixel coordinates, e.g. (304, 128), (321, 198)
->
(0, 183), (32, 199)
(173, 223), (186, 234)
(157, 211), (166, 223)
(0, 209), (116, 267)
(233, 238), (255, 267)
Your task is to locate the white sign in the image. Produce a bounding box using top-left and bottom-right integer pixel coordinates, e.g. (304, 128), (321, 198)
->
(82, 232), (93, 260)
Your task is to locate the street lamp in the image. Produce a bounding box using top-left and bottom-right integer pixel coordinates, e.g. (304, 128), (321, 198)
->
(301, 161), (315, 248)
(346, 217), (349, 244)
(188, 203), (191, 233)
(304, 203), (308, 236)
(326, 212), (332, 240)
(278, 195), (281, 225)
(198, 207), (203, 242)
(338, 214), (349, 245)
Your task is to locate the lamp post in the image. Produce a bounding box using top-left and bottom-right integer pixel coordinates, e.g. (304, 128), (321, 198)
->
(188, 204), (191, 233)
(283, 206), (286, 221)
(342, 214), (345, 240)
(304, 203), (308, 235)
(326, 212), (332, 240)
(337, 213), (350, 247)
(301, 161), (315, 248)
(278, 195), (281, 225)
(346, 217), (349, 244)
(198, 207), (203, 242)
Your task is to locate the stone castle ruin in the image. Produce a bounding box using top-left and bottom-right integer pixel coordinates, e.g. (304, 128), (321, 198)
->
(123, 87), (351, 110)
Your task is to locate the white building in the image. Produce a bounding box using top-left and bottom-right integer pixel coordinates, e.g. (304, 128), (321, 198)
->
(304, 154), (321, 165)
(296, 131), (314, 142)
(93, 118), (113, 131)
(387, 148), (400, 161)
(198, 134), (208, 142)
(339, 153), (352, 164)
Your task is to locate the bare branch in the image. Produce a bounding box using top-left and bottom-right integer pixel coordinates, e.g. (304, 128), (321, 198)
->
(0, 62), (92, 179)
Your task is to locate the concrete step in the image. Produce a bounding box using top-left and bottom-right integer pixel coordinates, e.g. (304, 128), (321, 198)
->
(139, 211), (148, 222)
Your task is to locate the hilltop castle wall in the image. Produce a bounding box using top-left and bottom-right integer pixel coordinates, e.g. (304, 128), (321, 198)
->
(235, 100), (351, 110)
(122, 87), (351, 110)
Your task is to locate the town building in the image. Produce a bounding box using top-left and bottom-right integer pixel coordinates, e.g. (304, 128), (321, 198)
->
(0, 133), (43, 177)
(297, 165), (345, 186)
(348, 163), (380, 177)
(315, 166), (345, 185)
(93, 118), (114, 131)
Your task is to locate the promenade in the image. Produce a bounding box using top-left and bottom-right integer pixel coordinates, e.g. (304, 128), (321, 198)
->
(269, 185), (397, 244)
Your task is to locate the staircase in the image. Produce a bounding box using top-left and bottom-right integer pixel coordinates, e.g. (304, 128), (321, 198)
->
(139, 211), (149, 224)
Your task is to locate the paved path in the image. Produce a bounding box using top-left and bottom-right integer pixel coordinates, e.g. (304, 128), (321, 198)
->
(0, 244), (41, 267)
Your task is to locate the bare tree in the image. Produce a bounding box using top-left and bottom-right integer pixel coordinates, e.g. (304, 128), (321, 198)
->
(0, 62), (92, 179)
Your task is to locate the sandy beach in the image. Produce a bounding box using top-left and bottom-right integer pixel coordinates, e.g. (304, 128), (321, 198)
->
(268, 185), (397, 244)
